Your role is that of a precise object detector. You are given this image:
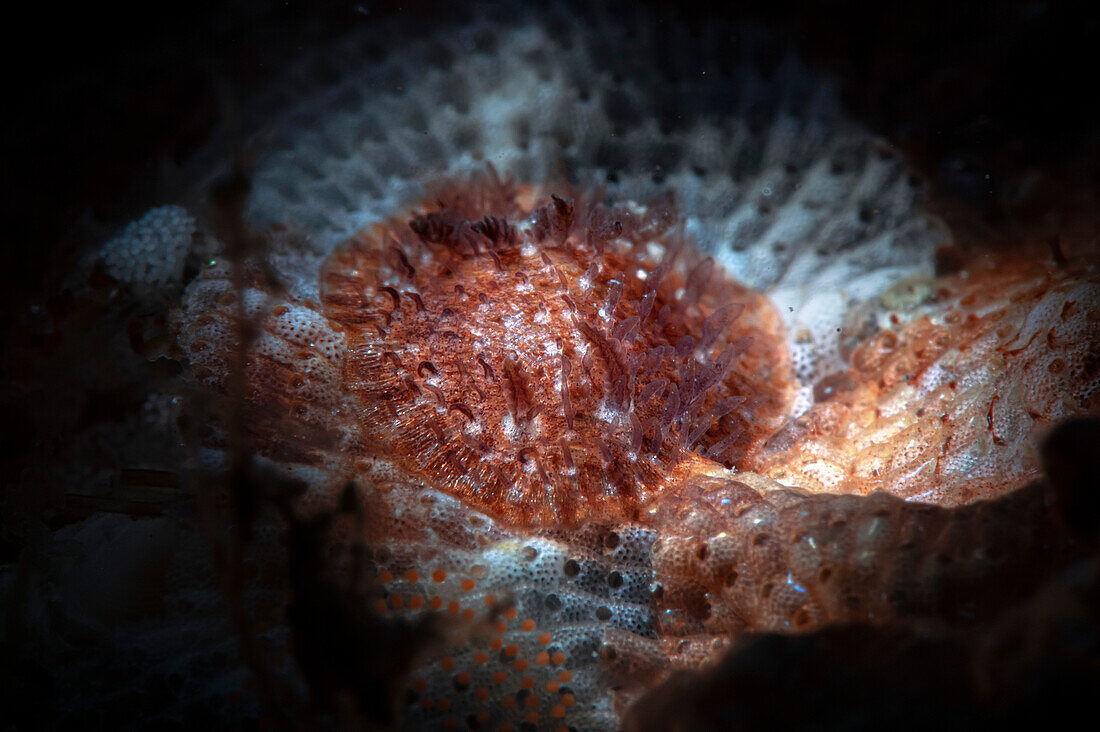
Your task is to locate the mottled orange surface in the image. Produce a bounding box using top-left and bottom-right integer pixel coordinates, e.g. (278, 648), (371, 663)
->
(645, 471), (1067, 654)
(748, 258), (1099, 504)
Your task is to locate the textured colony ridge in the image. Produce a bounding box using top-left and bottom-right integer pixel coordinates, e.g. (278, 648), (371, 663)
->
(748, 258), (1100, 503)
(351, 467), (1074, 731)
(353, 483), (662, 730)
(645, 473), (1067, 645)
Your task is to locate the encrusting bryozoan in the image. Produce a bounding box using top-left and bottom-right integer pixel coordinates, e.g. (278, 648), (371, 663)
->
(174, 168), (1098, 730)
(31, 2), (1096, 729)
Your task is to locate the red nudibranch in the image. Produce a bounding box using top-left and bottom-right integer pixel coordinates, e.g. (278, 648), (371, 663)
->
(321, 169), (794, 527)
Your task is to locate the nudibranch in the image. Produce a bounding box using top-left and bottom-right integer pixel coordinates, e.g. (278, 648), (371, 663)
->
(320, 170), (793, 526)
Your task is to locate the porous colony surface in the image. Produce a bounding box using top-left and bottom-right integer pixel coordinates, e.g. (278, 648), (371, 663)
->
(748, 258), (1099, 503)
(175, 170), (1097, 731)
